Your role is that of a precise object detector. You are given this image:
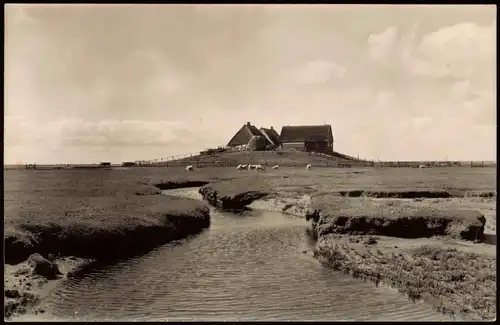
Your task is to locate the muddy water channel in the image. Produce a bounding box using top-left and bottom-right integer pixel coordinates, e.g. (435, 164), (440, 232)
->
(35, 188), (457, 321)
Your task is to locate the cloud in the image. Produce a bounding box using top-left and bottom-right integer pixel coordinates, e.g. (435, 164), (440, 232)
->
(49, 119), (203, 147)
(293, 59), (347, 85)
(444, 77), (495, 128)
(411, 117), (433, 130)
(4, 115), (43, 146)
(367, 21), (495, 83)
(4, 6), (496, 163)
(449, 79), (474, 100)
(4, 116), (216, 164)
(372, 90), (396, 112)
(5, 116), (210, 149)
(367, 26), (399, 61)
(366, 21), (495, 128)
(406, 22), (495, 80)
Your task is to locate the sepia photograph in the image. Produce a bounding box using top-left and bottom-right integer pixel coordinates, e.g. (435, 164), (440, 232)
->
(4, 3), (496, 321)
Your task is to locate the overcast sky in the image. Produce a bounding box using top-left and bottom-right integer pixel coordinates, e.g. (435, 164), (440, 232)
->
(5, 4), (496, 164)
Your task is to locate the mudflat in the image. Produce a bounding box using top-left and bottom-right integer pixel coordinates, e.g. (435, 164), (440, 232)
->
(4, 168), (212, 319)
(4, 166), (496, 320)
(164, 166), (496, 320)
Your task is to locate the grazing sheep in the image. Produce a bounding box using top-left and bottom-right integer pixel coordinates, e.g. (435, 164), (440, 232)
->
(418, 164), (427, 169)
(248, 164), (255, 171)
(306, 164), (312, 170)
(241, 164), (248, 169)
(236, 164), (243, 170)
(272, 165), (279, 170)
(255, 164), (264, 171)
(185, 165), (194, 172)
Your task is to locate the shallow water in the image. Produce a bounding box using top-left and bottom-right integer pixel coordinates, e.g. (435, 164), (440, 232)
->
(35, 188), (457, 321)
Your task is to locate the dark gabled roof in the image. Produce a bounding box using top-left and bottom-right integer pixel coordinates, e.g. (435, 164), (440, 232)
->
(279, 125), (333, 143)
(227, 122), (272, 147)
(260, 127), (281, 146)
(246, 124), (263, 137)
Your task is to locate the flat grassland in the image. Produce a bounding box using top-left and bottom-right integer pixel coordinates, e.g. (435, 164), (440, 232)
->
(5, 166), (495, 256)
(4, 166), (497, 320)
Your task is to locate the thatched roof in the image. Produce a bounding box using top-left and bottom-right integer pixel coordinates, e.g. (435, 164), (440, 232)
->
(227, 122), (272, 147)
(260, 127), (280, 146)
(280, 125), (333, 143)
(247, 135), (266, 151)
(246, 123), (263, 137)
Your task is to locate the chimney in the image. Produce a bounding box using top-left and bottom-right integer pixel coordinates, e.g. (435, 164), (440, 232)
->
(246, 122), (251, 126)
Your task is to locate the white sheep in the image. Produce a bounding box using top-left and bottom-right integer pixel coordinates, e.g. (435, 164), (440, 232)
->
(418, 164), (427, 169)
(185, 165), (194, 172)
(236, 164), (243, 170)
(248, 164), (255, 171)
(272, 165), (279, 170)
(306, 164), (312, 170)
(241, 164), (248, 169)
(255, 164), (264, 171)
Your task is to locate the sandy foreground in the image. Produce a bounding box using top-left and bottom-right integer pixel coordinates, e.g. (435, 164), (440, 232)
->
(4, 257), (93, 320)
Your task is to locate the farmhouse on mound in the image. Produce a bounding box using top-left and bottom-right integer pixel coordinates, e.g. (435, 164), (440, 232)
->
(279, 124), (334, 153)
(227, 122), (280, 151)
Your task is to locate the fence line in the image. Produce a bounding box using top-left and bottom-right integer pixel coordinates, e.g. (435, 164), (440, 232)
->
(131, 149), (494, 169)
(372, 161), (493, 168)
(134, 151), (202, 166)
(17, 160), (494, 170)
(134, 147), (233, 166)
(129, 160), (494, 169)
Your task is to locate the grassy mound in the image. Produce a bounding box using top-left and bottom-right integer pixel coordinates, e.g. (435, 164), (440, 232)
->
(4, 195), (210, 264)
(154, 180), (210, 190)
(306, 195), (486, 241)
(199, 180), (269, 209)
(330, 189), (496, 199)
(316, 237), (496, 320)
(159, 150), (362, 168)
(335, 190), (453, 198)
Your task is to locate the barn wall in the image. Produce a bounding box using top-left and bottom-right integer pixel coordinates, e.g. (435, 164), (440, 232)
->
(305, 141), (330, 153)
(328, 128), (334, 150)
(282, 142), (306, 151)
